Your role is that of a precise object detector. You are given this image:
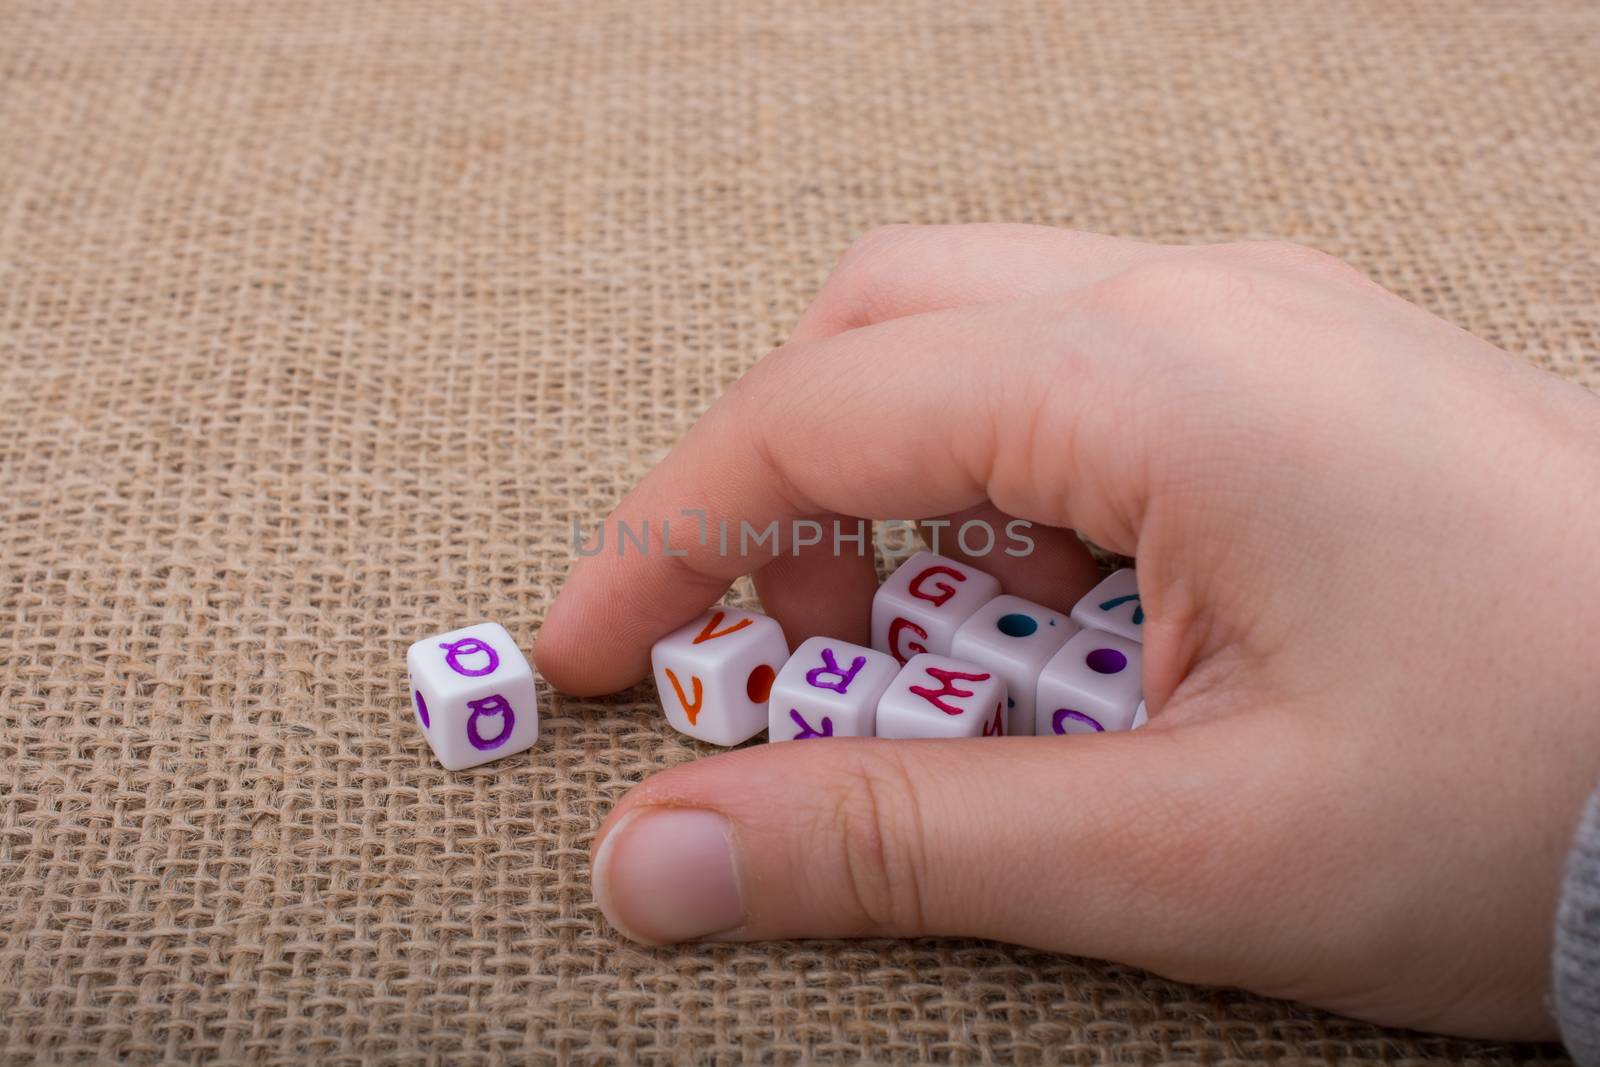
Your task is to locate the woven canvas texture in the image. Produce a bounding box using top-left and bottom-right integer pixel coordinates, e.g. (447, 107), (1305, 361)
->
(2, 1), (1597, 1064)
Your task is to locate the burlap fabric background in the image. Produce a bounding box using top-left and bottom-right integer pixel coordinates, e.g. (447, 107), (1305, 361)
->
(2, 2), (1597, 1064)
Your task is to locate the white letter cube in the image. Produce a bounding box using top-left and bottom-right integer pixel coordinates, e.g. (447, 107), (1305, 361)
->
(1036, 629), (1143, 735)
(1070, 567), (1144, 642)
(768, 636), (899, 742)
(406, 621), (540, 770)
(950, 594), (1079, 736)
(871, 551), (1002, 665)
(652, 607), (788, 747)
(877, 653), (1008, 739)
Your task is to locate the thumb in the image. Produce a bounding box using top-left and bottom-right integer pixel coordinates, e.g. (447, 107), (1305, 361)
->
(590, 721), (1313, 980)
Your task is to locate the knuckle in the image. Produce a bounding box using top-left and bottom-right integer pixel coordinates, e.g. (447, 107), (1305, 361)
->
(833, 225), (923, 288)
(819, 747), (930, 935)
(1091, 244), (1365, 330)
(1092, 257), (1262, 321)
(717, 346), (811, 506)
(728, 341), (799, 414)
(1223, 240), (1367, 282)
(840, 223), (922, 265)
(819, 225), (936, 328)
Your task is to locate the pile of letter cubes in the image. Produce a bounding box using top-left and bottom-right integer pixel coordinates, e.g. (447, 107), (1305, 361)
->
(404, 551), (1144, 770)
(651, 551), (1145, 747)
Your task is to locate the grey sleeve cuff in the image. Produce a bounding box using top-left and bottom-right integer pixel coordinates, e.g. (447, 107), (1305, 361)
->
(1555, 783), (1600, 1065)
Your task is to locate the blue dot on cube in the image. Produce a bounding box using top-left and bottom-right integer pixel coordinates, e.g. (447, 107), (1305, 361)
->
(996, 613), (1038, 638)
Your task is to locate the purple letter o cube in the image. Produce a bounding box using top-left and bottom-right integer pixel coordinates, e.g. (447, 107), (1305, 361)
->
(1035, 629), (1143, 735)
(406, 621), (540, 769)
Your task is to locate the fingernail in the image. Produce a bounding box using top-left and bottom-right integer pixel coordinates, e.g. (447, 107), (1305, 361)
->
(591, 808), (743, 944)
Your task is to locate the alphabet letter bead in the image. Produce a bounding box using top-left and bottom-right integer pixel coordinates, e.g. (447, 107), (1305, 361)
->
(767, 636), (899, 742)
(870, 551), (1003, 665)
(876, 653), (1008, 739)
(1035, 629), (1143, 735)
(407, 622), (540, 770)
(1069, 567), (1144, 642)
(950, 594), (1079, 736)
(651, 607), (789, 747)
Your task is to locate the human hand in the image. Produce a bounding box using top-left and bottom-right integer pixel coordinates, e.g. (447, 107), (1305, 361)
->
(534, 224), (1600, 1039)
